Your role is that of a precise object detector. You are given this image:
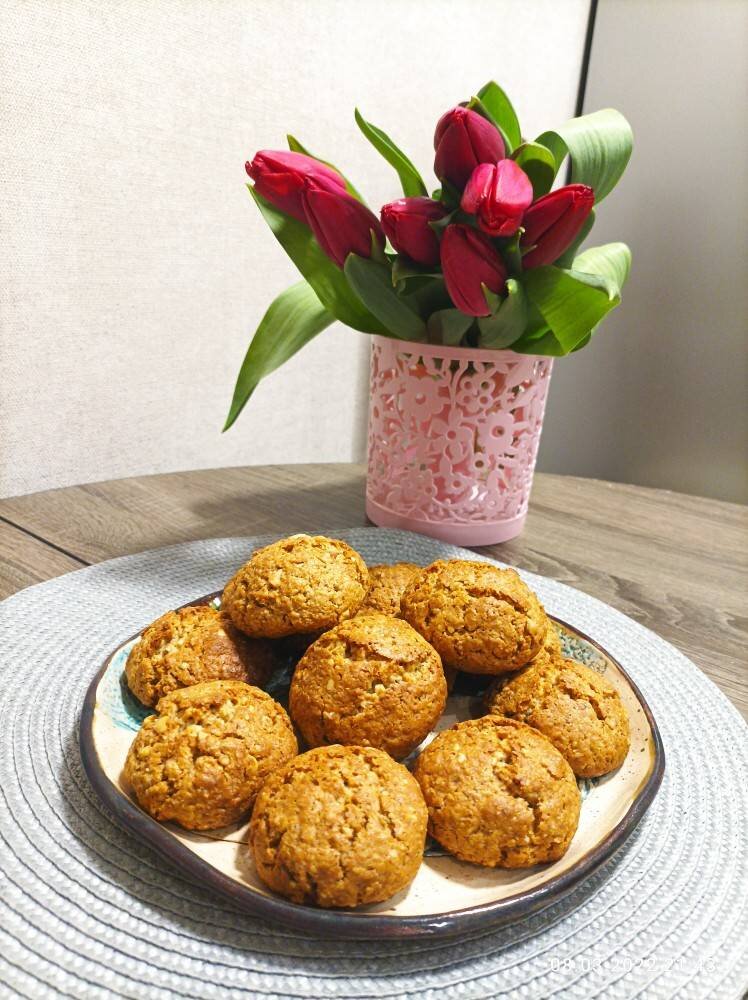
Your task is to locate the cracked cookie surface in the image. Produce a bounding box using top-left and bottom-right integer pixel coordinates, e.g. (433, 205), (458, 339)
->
(400, 560), (547, 674)
(289, 613), (447, 760)
(413, 716), (580, 867)
(124, 680), (297, 830)
(249, 744), (427, 907)
(485, 657), (630, 777)
(125, 605), (277, 707)
(222, 535), (368, 638)
(358, 562), (421, 616)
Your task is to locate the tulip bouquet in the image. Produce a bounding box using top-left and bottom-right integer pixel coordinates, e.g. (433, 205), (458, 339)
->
(225, 82), (632, 429)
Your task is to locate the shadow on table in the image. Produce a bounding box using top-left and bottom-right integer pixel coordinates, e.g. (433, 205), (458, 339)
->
(186, 465), (369, 540)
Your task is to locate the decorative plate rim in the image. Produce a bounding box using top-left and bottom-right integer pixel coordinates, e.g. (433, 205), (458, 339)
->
(79, 592), (665, 940)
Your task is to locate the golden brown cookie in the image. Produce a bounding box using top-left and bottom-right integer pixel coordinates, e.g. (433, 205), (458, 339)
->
(124, 680), (297, 830)
(289, 613), (447, 760)
(249, 745), (427, 907)
(358, 562), (421, 616)
(222, 535), (368, 638)
(413, 716), (580, 867)
(535, 619), (563, 664)
(125, 605), (277, 707)
(400, 560), (547, 674)
(485, 657), (630, 777)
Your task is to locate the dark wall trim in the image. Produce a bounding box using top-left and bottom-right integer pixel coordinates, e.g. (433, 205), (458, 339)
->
(575, 0), (599, 117)
(565, 0), (598, 184)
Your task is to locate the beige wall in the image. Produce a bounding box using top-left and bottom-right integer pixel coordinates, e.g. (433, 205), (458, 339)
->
(1, 0), (589, 497)
(537, 0), (748, 503)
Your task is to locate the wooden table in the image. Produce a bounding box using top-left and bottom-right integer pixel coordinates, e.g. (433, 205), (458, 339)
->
(0, 464), (746, 718)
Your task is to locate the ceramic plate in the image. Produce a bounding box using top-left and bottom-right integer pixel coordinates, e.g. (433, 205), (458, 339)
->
(80, 583), (664, 940)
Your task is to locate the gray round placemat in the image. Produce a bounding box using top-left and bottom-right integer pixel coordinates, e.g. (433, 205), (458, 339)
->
(1, 529), (746, 1000)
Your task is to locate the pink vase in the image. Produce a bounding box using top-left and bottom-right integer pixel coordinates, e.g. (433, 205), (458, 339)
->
(366, 335), (553, 546)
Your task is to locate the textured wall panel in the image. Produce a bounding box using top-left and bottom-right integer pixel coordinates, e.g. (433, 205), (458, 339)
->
(538, 0), (748, 503)
(1, 0), (587, 496)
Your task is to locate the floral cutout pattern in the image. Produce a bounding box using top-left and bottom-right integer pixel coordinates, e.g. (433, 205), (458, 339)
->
(367, 339), (553, 525)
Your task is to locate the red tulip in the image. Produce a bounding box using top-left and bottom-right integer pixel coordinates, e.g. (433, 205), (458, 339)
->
(521, 184), (595, 268)
(302, 187), (384, 268)
(461, 160), (533, 237)
(380, 197), (447, 266)
(434, 107), (506, 190)
(440, 224), (507, 317)
(246, 150), (346, 223)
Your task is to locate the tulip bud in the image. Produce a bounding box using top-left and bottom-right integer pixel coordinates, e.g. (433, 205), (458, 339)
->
(434, 107), (506, 190)
(302, 187), (384, 268)
(380, 197), (447, 266)
(440, 224), (507, 317)
(461, 160), (534, 237)
(520, 184), (595, 268)
(246, 150), (346, 223)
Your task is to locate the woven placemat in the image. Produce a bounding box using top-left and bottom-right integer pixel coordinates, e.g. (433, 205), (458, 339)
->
(1, 530), (746, 999)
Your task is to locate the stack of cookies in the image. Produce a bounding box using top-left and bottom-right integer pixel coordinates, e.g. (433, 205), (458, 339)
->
(123, 534), (630, 909)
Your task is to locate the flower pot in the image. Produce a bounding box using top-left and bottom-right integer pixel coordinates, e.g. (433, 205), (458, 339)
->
(366, 335), (553, 546)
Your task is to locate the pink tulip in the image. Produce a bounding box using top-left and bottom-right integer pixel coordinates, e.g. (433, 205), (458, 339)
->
(380, 197), (447, 266)
(433, 107), (506, 190)
(521, 184), (595, 268)
(246, 150), (346, 223)
(461, 160), (533, 237)
(440, 224), (507, 317)
(302, 187), (384, 268)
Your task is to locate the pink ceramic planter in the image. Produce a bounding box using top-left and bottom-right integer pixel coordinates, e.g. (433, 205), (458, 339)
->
(366, 336), (553, 546)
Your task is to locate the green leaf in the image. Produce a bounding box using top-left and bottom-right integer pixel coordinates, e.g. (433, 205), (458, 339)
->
(573, 241), (632, 290)
(572, 332), (591, 352)
(497, 230), (524, 277)
(344, 255), (427, 341)
(402, 276), (452, 318)
(427, 308), (473, 346)
(391, 256), (442, 286)
(249, 187), (385, 334)
(536, 108), (633, 203)
(481, 283), (502, 314)
(512, 245), (631, 355)
(478, 279), (528, 348)
(286, 134), (364, 202)
(533, 130), (567, 173)
(354, 109), (428, 198)
(477, 81), (522, 151)
(224, 282), (333, 430)
(510, 142), (556, 198)
(523, 264), (620, 353)
(511, 329), (566, 356)
(524, 302), (551, 339)
(428, 208), (459, 233)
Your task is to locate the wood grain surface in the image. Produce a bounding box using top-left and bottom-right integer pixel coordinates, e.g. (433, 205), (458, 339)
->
(0, 517), (84, 597)
(0, 465), (746, 718)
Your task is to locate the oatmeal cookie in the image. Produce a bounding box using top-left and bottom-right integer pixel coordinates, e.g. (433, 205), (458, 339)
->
(289, 613), (447, 760)
(222, 535), (368, 638)
(124, 680), (297, 830)
(358, 562), (421, 616)
(400, 560), (547, 674)
(413, 716), (580, 867)
(537, 619), (563, 661)
(249, 745), (427, 907)
(125, 605), (276, 707)
(485, 656), (630, 777)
